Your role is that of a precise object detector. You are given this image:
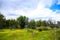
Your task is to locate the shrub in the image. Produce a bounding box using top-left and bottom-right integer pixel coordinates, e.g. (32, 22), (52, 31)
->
(37, 26), (49, 31)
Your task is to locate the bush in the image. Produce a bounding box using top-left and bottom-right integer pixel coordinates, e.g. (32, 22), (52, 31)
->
(37, 26), (49, 31)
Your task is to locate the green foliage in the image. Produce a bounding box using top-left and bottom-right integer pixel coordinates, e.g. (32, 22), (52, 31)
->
(17, 16), (28, 29)
(37, 26), (49, 31)
(36, 20), (41, 27)
(49, 23), (55, 29)
(6, 19), (18, 29)
(48, 19), (55, 29)
(41, 20), (47, 26)
(0, 13), (6, 29)
(29, 19), (36, 29)
(0, 13), (60, 29)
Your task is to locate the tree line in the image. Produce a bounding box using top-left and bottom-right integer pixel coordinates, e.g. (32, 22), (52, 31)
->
(0, 13), (60, 29)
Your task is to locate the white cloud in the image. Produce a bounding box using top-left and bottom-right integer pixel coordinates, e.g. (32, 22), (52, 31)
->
(1, 0), (60, 21)
(57, 0), (60, 4)
(20, 0), (60, 21)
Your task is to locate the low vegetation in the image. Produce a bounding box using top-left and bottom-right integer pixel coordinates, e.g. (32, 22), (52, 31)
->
(0, 29), (59, 40)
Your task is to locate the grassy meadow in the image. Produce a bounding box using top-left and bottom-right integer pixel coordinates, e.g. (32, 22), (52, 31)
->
(0, 29), (60, 40)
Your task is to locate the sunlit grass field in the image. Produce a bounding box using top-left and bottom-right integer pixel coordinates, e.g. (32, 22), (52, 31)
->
(0, 29), (60, 40)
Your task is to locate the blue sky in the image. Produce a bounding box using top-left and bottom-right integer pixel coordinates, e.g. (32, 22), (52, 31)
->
(0, 0), (60, 21)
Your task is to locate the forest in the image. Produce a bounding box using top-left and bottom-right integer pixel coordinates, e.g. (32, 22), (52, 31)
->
(0, 13), (60, 29)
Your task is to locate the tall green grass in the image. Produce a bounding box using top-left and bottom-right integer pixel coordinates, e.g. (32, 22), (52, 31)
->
(0, 29), (59, 40)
